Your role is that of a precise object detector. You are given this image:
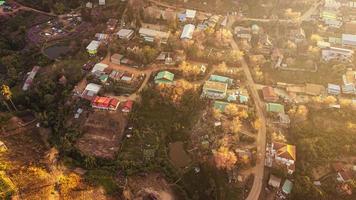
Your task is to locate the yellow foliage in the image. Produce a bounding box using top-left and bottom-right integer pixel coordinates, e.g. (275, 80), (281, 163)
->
(58, 173), (81, 196)
(213, 146), (237, 170)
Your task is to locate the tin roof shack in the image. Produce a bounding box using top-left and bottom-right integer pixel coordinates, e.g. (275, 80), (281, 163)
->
(139, 28), (170, 44)
(86, 40), (100, 55)
(322, 47), (354, 62)
(81, 83), (102, 100)
(268, 174), (282, 188)
(342, 34), (356, 48)
(22, 66), (40, 91)
(180, 24), (195, 40)
(201, 81), (228, 99)
(111, 54), (124, 65)
(116, 29), (134, 40)
(266, 103), (285, 113)
(327, 83), (341, 95)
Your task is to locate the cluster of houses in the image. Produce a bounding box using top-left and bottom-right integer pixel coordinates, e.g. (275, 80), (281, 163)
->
(266, 142), (296, 198)
(328, 68), (356, 95)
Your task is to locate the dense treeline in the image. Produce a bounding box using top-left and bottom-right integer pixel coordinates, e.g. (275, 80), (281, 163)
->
(16, 0), (83, 13)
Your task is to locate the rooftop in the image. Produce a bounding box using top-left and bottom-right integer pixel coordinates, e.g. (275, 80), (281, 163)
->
(203, 81), (228, 93)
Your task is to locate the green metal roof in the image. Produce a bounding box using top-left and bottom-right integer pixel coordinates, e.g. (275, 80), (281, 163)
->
(209, 75), (233, 84)
(282, 179), (293, 194)
(266, 103), (285, 113)
(154, 71), (174, 83)
(213, 100), (229, 112)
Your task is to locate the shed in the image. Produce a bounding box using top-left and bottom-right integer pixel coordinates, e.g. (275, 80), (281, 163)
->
(282, 179), (293, 194)
(86, 40), (100, 55)
(181, 24), (195, 40)
(111, 54), (124, 65)
(117, 29), (134, 40)
(327, 83), (341, 95)
(185, 9), (196, 19)
(266, 103), (285, 113)
(268, 175), (281, 188)
(91, 63), (108, 74)
(209, 75), (233, 85)
(342, 34), (356, 46)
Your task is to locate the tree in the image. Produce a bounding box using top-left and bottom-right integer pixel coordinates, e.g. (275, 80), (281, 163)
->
(224, 104), (239, 118)
(212, 108), (222, 120)
(53, 2), (66, 14)
(180, 61), (201, 79)
(229, 117), (242, 136)
(310, 34), (323, 43)
(212, 146), (237, 170)
(216, 62), (228, 73)
(323, 96), (337, 105)
(289, 105), (308, 121)
(227, 50), (244, 63)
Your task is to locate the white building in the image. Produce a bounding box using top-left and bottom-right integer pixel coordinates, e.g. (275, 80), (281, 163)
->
(185, 9), (196, 19)
(180, 24), (195, 40)
(86, 40), (100, 55)
(116, 29), (134, 40)
(82, 83), (102, 100)
(322, 47), (354, 62)
(138, 28), (170, 43)
(342, 34), (356, 47)
(99, 0), (105, 6)
(91, 63), (108, 74)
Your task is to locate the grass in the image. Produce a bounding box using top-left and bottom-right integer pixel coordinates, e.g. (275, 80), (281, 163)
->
(262, 62), (344, 85)
(85, 169), (119, 195)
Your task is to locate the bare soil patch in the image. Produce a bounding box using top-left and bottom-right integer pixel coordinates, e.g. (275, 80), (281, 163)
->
(76, 111), (127, 159)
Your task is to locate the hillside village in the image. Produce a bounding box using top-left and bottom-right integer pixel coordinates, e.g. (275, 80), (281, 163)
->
(0, 0), (356, 200)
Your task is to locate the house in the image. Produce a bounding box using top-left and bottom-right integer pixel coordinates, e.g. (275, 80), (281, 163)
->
(86, 40), (100, 55)
(98, 0), (105, 6)
(209, 75), (233, 85)
(144, 6), (176, 21)
(106, 18), (118, 32)
(22, 66), (40, 91)
(329, 36), (342, 45)
(116, 29), (134, 40)
(111, 54), (124, 65)
(213, 101), (230, 112)
(342, 34), (356, 47)
(234, 26), (252, 41)
(91, 96), (120, 111)
(262, 86), (279, 102)
(201, 81), (228, 99)
(271, 142), (296, 174)
(185, 9), (196, 20)
(322, 47), (354, 62)
(95, 33), (109, 42)
(86, 2), (93, 8)
(327, 83), (341, 95)
(282, 179), (293, 195)
(82, 83), (102, 100)
(342, 69), (356, 94)
(268, 175), (282, 188)
(324, 0), (341, 9)
(122, 100), (133, 112)
(266, 103), (285, 113)
(154, 71), (174, 84)
(156, 52), (174, 65)
(180, 24), (195, 40)
(109, 70), (124, 81)
(121, 72), (134, 82)
(91, 63), (108, 75)
(139, 28), (170, 43)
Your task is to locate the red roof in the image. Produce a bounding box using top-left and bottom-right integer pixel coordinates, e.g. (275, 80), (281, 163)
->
(92, 96), (120, 110)
(262, 87), (278, 101)
(122, 100), (133, 112)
